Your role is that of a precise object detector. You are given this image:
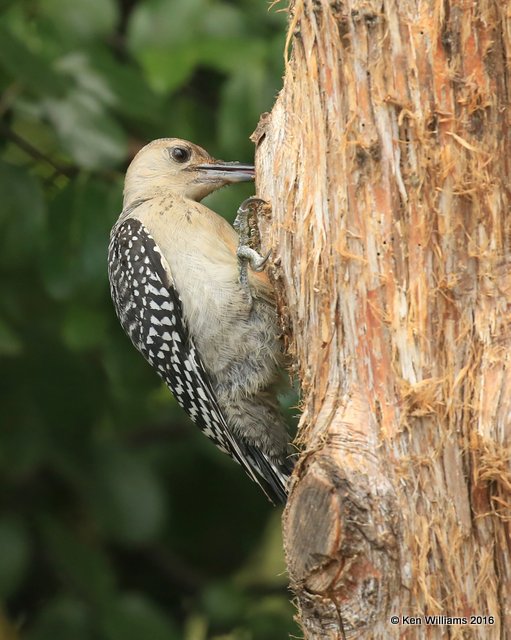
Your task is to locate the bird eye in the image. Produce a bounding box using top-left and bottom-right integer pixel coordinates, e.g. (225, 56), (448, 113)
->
(169, 146), (191, 163)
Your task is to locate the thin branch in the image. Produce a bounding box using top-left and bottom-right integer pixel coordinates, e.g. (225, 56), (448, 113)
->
(0, 122), (78, 178)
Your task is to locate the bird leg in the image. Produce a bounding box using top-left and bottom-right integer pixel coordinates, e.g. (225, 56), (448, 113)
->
(234, 197), (271, 298)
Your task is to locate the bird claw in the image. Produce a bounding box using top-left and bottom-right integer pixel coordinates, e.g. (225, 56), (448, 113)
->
(234, 197), (270, 300)
(233, 197), (267, 235)
(237, 246), (271, 272)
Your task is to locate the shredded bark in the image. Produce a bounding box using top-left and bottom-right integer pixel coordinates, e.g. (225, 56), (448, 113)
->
(254, 0), (511, 637)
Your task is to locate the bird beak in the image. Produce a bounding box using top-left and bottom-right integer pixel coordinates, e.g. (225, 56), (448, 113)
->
(195, 161), (255, 183)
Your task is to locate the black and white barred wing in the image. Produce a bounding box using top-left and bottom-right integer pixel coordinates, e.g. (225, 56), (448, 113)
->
(108, 218), (289, 503)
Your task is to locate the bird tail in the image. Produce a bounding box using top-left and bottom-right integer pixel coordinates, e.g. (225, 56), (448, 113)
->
(243, 445), (296, 504)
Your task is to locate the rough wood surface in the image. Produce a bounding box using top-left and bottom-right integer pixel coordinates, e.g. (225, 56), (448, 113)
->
(252, 1), (511, 637)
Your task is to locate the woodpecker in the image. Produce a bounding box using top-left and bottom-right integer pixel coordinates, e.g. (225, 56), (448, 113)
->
(108, 138), (293, 503)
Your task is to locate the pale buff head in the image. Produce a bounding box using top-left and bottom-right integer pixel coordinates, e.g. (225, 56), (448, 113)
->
(123, 138), (254, 207)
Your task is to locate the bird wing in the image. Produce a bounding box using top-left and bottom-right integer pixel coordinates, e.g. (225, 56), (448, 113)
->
(108, 218), (289, 503)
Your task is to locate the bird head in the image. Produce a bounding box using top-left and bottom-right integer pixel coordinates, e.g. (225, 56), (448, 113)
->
(123, 138), (255, 206)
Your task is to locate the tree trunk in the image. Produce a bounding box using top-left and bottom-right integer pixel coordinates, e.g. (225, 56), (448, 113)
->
(252, 0), (511, 637)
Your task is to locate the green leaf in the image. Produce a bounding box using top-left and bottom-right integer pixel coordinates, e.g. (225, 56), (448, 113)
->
(201, 582), (247, 627)
(246, 595), (298, 640)
(40, 517), (116, 605)
(126, 0), (209, 94)
(127, 0), (205, 51)
(37, 0), (118, 42)
(235, 511), (288, 587)
(194, 38), (266, 74)
(41, 178), (121, 299)
(27, 596), (92, 640)
(88, 49), (164, 122)
(0, 517), (31, 597)
(0, 318), (23, 356)
(197, 3), (244, 37)
(101, 329), (163, 427)
(0, 161), (45, 269)
(126, 1), (263, 94)
(43, 92), (127, 169)
(88, 448), (166, 544)
(0, 25), (66, 96)
(40, 183), (79, 299)
(101, 594), (179, 640)
(218, 65), (269, 154)
(62, 303), (109, 351)
(134, 47), (198, 95)
(56, 52), (117, 108)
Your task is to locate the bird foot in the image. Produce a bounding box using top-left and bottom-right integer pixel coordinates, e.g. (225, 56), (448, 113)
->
(237, 245), (271, 272)
(234, 197), (271, 298)
(233, 196), (271, 300)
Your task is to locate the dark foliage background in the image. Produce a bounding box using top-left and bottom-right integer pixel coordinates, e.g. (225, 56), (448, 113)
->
(0, 1), (298, 638)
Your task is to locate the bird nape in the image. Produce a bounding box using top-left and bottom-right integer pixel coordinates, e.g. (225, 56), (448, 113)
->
(108, 138), (294, 504)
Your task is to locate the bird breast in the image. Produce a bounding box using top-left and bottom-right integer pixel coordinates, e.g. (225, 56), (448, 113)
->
(132, 195), (279, 379)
